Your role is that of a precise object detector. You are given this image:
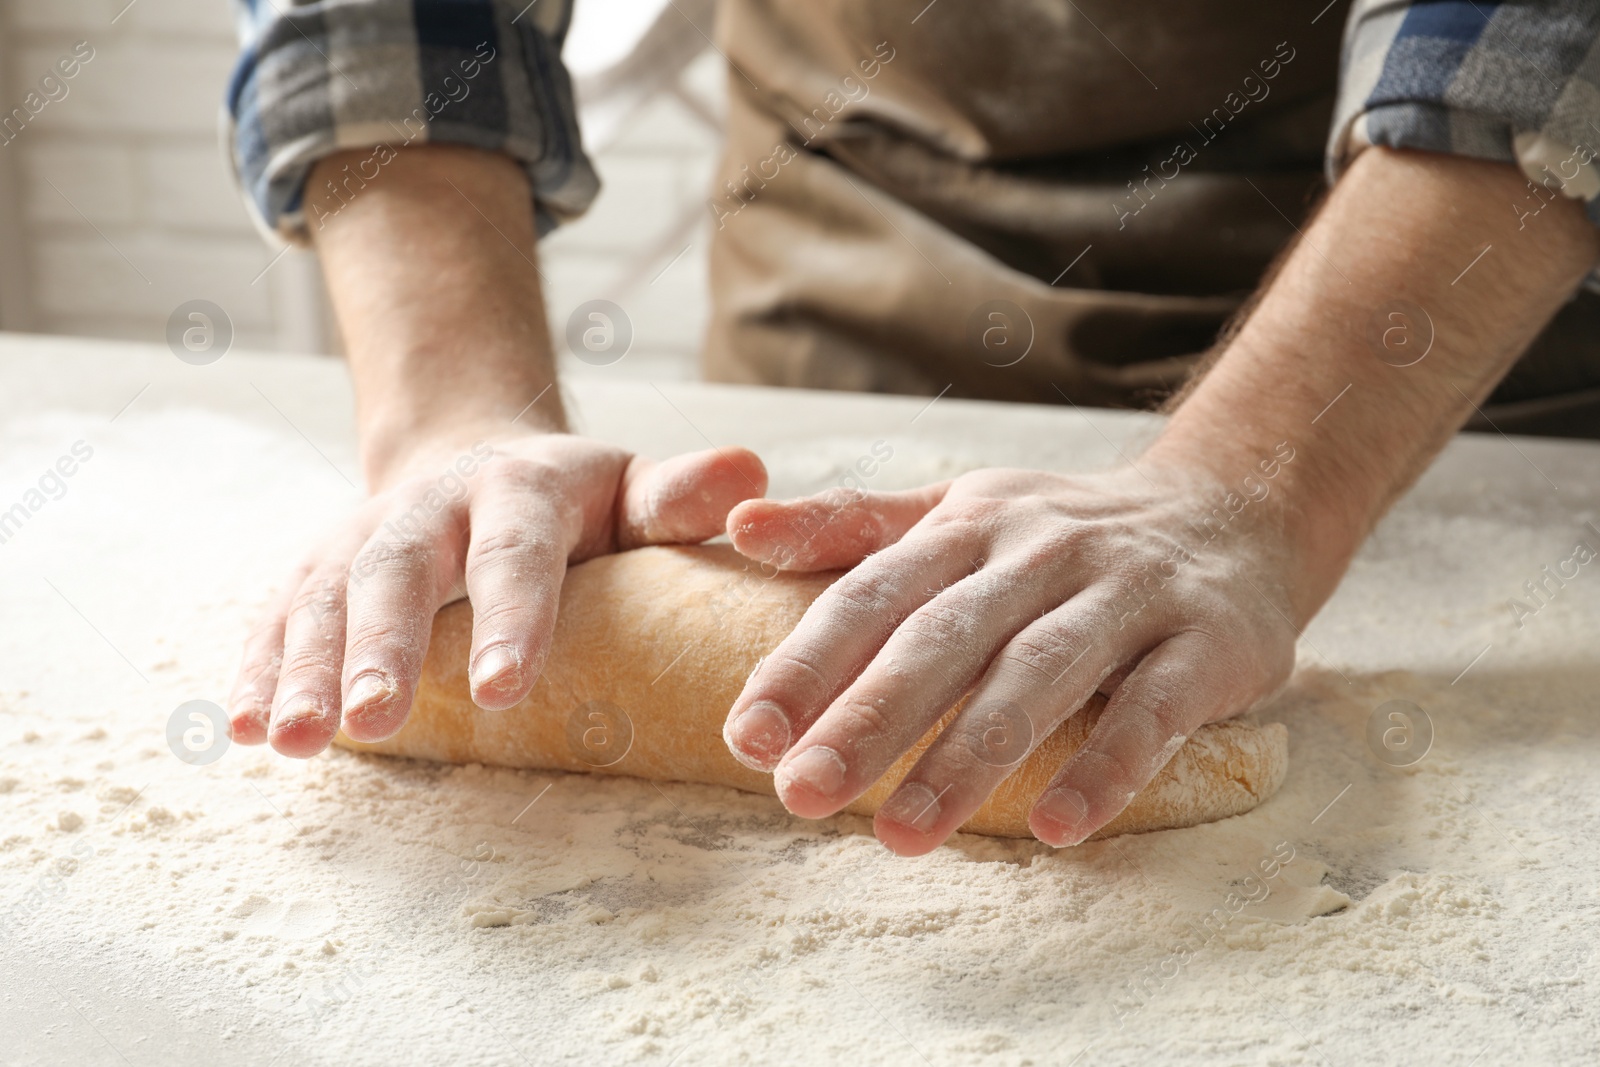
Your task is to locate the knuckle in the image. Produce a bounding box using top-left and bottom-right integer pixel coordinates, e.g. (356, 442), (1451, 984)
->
(232, 654), (281, 702)
(761, 648), (834, 705)
(1216, 630), (1282, 688)
(814, 485), (867, 512)
(466, 527), (557, 577)
(932, 745), (992, 787)
(341, 616), (408, 661)
(277, 644), (342, 683)
(961, 467), (1042, 496)
(827, 568), (903, 619)
(828, 696), (895, 742)
(1004, 623), (1086, 683)
(1078, 588), (1126, 628)
(1263, 641), (1297, 686)
(467, 597), (539, 638)
(378, 489), (461, 540)
(354, 536), (433, 581)
(1180, 628), (1281, 703)
(899, 600), (980, 649)
(1075, 746), (1141, 797)
(287, 569), (346, 622)
(926, 497), (1004, 537)
(238, 643), (283, 679)
(939, 711), (1027, 774)
(469, 525), (532, 559)
(1133, 680), (1187, 736)
(1013, 523), (1088, 571)
(485, 457), (563, 496)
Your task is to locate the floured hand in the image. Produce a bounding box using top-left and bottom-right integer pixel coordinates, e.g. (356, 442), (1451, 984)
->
(722, 460), (1303, 854)
(229, 431), (766, 758)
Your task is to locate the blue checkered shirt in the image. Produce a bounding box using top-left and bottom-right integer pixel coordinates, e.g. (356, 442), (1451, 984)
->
(228, 0), (1600, 242)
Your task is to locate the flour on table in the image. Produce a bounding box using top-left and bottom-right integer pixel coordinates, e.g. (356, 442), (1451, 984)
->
(1, 403), (1597, 1065)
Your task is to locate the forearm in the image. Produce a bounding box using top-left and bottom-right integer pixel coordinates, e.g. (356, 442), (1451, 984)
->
(1147, 147), (1599, 621)
(307, 144), (565, 487)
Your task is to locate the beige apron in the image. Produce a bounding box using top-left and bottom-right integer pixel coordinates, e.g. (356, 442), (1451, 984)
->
(702, 0), (1600, 436)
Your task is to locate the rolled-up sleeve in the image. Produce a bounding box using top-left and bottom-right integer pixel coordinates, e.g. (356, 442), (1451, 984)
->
(1330, 0), (1600, 226)
(226, 0), (599, 244)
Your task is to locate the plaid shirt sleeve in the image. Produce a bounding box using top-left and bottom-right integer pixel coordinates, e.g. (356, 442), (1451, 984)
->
(226, 0), (598, 244)
(1330, 0), (1600, 227)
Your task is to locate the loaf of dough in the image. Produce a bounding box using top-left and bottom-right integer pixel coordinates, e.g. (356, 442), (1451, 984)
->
(334, 545), (1287, 840)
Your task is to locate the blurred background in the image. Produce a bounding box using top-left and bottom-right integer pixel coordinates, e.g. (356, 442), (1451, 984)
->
(0, 0), (722, 380)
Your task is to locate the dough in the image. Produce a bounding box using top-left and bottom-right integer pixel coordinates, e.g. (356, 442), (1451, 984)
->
(334, 545), (1287, 840)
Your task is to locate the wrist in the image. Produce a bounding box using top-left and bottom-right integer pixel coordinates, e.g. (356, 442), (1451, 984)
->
(1141, 419), (1365, 625)
(360, 402), (563, 491)
(308, 143), (568, 490)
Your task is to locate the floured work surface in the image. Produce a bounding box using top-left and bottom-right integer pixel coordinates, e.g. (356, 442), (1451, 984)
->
(2, 338), (1598, 1065)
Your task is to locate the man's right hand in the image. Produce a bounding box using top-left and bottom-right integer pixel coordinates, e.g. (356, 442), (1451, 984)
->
(228, 431), (766, 756)
(227, 143), (767, 756)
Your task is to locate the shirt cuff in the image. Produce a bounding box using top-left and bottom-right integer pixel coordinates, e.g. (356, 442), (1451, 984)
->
(1329, 0), (1600, 221)
(226, 0), (598, 245)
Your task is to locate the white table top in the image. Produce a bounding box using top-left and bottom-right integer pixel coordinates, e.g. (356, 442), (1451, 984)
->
(2, 333), (1598, 1065)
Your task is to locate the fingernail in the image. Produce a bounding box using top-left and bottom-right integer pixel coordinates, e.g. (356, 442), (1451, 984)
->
(272, 693), (323, 729)
(344, 671), (394, 716)
(1035, 788), (1090, 846)
(343, 671), (399, 733)
(725, 701), (791, 770)
(880, 782), (941, 834)
(471, 643), (521, 689)
(777, 746), (846, 801)
(227, 707), (265, 745)
(227, 693), (269, 742)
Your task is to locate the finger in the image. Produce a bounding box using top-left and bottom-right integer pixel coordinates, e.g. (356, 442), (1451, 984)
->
(227, 562), (311, 745)
(770, 561), (1071, 820)
(616, 446), (768, 549)
(1030, 631), (1238, 847)
(727, 482), (951, 571)
(722, 528), (982, 772)
(266, 565), (352, 758)
(871, 590), (1159, 855)
(460, 490), (568, 711)
(338, 512), (467, 743)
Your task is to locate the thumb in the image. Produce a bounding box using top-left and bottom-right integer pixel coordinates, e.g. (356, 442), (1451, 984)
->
(615, 446), (768, 549)
(727, 481), (951, 571)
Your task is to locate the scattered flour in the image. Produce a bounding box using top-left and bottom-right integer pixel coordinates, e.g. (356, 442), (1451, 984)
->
(1, 386), (1598, 1065)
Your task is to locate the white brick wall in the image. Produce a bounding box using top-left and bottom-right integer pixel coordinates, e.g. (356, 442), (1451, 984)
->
(0, 0), (724, 381)
(0, 0), (316, 351)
